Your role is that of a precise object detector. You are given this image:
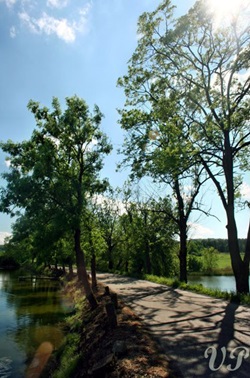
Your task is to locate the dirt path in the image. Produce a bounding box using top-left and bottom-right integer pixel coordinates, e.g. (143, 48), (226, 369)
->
(97, 273), (250, 378)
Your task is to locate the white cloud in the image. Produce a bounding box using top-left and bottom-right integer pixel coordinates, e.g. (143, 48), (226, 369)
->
(46, 0), (69, 9)
(18, 4), (91, 43)
(0, 232), (11, 244)
(92, 194), (126, 215)
(240, 182), (250, 200)
(19, 11), (37, 33)
(1, 0), (17, 8)
(37, 12), (76, 43)
(188, 222), (214, 239)
(10, 25), (17, 38)
(5, 159), (11, 168)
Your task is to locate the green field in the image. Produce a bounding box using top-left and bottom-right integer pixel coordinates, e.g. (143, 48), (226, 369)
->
(191, 252), (234, 275)
(208, 252), (246, 275)
(217, 253), (231, 269)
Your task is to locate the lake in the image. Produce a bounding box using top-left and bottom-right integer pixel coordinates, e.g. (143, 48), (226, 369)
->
(188, 274), (250, 292)
(0, 270), (72, 377)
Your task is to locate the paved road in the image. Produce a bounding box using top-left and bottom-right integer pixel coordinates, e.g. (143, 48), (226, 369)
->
(97, 273), (250, 378)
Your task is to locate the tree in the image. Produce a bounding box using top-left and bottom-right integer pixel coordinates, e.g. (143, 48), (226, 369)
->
(0, 96), (112, 307)
(114, 188), (177, 277)
(118, 14), (210, 283)
(93, 188), (122, 271)
(202, 247), (219, 274)
(118, 0), (250, 293)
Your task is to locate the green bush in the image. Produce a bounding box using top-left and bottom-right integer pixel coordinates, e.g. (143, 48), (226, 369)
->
(202, 247), (219, 274)
(188, 255), (203, 272)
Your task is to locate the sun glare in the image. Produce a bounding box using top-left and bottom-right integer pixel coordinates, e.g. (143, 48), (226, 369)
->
(208, 0), (250, 26)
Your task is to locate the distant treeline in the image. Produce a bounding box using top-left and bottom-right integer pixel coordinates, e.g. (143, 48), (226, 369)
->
(191, 239), (246, 253)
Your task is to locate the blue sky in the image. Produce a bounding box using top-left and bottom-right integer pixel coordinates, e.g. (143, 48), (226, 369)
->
(0, 0), (249, 243)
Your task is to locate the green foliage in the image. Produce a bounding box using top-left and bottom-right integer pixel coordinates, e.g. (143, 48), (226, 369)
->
(202, 247), (219, 274)
(118, 0), (250, 292)
(188, 255), (203, 273)
(0, 96), (112, 274)
(113, 193), (177, 277)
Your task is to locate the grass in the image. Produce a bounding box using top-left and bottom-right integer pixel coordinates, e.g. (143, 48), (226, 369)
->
(143, 274), (250, 306)
(52, 334), (81, 378)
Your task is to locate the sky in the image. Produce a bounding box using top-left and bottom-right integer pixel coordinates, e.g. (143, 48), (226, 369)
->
(0, 0), (249, 244)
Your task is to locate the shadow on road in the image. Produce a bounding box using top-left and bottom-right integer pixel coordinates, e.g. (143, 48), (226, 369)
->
(98, 273), (250, 378)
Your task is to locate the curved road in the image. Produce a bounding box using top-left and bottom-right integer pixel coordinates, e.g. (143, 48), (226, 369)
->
(97, 273), (250, 378)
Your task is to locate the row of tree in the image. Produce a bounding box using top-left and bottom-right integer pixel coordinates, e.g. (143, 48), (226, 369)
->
(190, 239), (247, 254)
(0, 0), (250, 299)
(117, 0), (250, 293)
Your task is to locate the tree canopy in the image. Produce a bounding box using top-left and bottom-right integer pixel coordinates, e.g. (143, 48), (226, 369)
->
(0, 96), (112, 307)
(118, 0), (250, 293)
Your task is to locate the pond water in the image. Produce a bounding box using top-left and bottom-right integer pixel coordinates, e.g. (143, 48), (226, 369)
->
(0, 270), (73, 378)
(188, 274), (250, 292)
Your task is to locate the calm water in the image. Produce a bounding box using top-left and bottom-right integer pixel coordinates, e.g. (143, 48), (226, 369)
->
(0, 270), (73, 378)
(188, 275), (250, 292)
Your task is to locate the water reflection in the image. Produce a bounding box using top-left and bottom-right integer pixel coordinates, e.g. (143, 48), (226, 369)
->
(188, 275), (250, 292)
(0, 270), (72, 377)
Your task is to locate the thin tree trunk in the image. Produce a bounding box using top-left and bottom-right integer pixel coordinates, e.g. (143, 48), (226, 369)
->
(68, 262), (73, 277)
(145, 239), (152, 274)
(143, 211), (151, 274)
(179, 221), (188, 283)
(88, 227), (97, 290)
(174, 179), (188, 283)
(91, 254), (97, 290)
(74, 228), (98, 309)
(107, 240), (114, 270)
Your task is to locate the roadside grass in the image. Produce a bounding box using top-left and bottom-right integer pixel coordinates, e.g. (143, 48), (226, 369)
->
(143, 274), (250, 306)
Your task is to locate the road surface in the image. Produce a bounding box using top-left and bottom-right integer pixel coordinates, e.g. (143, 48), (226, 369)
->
(97, 273), (250, 378)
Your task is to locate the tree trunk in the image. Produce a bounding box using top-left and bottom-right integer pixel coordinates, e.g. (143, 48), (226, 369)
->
(145, 239), (152, 274)
(107, 241), (114, 270)
(74, 228), (98, 309)
(179, 221), (188, 283)
(91, 254), (97, 290)
(88, 229), (97, 290)
(174, 179), (188, 283)
(223, 138), (249, 294)
(68, 262), (73, 277)
(143, 211), (151, 274)
(227, 212), (250, 293)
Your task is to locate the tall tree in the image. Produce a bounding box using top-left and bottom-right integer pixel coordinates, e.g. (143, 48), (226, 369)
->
(0, 96), (112, 307)
(118, 50), (209, 283)
(118, 0), (250, 293)
(93, 189), (122, 271)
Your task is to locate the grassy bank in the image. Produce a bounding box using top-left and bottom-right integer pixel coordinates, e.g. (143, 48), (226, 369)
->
(143, 274), (250, 306)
